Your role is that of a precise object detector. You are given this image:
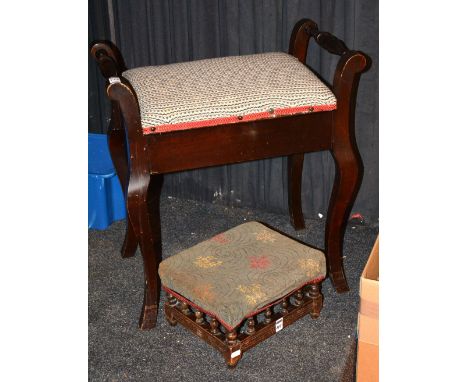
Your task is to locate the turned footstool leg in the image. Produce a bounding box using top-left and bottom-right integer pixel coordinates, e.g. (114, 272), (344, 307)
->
(309, 283), (323, 319)
(225, 329), (242, 367)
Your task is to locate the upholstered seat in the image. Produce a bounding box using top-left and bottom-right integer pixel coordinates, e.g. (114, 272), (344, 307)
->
(158, 222), (326, 330)
(122, 52), (337, 134)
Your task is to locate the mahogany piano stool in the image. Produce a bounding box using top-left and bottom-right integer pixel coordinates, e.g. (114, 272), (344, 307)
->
(90, 18), (370, 365)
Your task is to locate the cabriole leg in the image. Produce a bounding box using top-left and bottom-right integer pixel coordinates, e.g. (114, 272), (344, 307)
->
(288, 154), (306, 230)
(326, 51), (369, 293)
(127, 173), (164, 329)
(325, 147), (362, 293)
(106, 101), (138, 258)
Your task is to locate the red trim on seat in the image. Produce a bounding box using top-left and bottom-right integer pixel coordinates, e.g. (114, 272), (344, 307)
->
(142, 104), (336, 135)
(162, 275), (325, 331)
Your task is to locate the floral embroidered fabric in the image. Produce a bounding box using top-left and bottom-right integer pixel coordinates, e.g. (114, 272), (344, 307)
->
(122, 52), (337, 134)
(159, 222), (326, 330)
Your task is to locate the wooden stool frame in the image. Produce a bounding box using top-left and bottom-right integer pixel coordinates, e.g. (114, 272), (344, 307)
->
(90, 19), (370, 330)
(164, 282), (323, 367)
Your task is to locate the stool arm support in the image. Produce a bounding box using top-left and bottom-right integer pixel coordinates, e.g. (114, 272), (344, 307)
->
(332, 51), (370, 143)
(90, 40), (127, 79)
(106, 80), (146, 240)
(325, 51), (371, 292)
(91, 41), (140, 259)
(289, 18), (351, 62)
(106, 80), (147, 181)
(289, 20), (372, 293)
(289, 19), (318, 63)
(287, 19), (319, 230)
(107, 79), (162, 330)
(106, 79), (145, 260)
(289, 21), (371, 289)
(309, 29), (349, 57)
(333, 51), (371, 97)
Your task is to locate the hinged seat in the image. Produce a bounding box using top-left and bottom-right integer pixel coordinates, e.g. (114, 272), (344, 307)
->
(159, 222), (326, 366)
(122, 52), (337, 134)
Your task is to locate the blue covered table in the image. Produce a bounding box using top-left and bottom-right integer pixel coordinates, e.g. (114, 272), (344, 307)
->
(88, 133), (126, 230)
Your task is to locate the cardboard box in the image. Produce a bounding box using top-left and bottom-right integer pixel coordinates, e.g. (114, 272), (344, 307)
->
(356, 236), (379, 382)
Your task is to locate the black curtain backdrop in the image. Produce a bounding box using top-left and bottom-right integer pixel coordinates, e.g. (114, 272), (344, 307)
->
(88, 0), (378, 224)
(89, 0), (112, 137)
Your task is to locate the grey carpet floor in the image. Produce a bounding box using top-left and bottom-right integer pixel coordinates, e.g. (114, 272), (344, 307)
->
(89, 197), (378, 382)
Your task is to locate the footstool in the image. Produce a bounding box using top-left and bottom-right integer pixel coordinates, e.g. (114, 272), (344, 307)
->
(159, 222), (326, 367)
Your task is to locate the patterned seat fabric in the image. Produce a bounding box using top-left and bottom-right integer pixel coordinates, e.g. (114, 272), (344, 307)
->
(158, 222), (326, 330)
(122, 52), (336, 134)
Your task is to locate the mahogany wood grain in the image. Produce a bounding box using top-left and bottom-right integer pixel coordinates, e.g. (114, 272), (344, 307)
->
(90, 40), (127, 77)
(288, 153), (306, 230)
(105, 79), (164, 329)
(289, 18), (317, 63)
(146, 113), (332, 174)
(107, 101), (138, 258)
(325, 50), (370, 292)
(287, 18), (316, 231)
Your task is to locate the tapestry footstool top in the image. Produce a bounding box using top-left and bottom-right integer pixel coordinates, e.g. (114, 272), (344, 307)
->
(159, 222), (326, 330)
